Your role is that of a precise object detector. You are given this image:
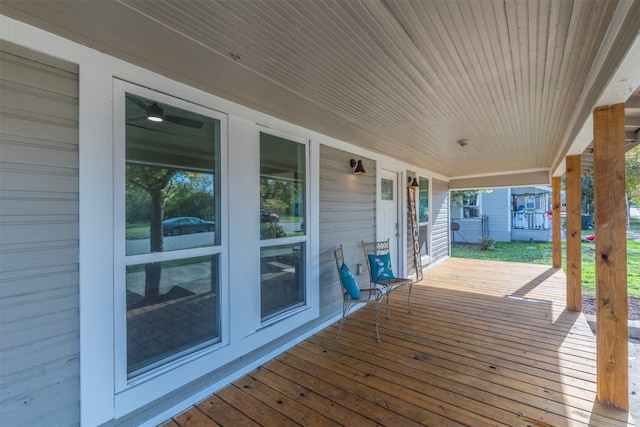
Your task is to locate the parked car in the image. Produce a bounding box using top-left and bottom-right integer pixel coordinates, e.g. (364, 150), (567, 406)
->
(162, 217), (215, 236)
(260, 209), (280, 223)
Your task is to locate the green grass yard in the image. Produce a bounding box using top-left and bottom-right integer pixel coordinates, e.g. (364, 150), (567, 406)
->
(452, 237), (640, 298)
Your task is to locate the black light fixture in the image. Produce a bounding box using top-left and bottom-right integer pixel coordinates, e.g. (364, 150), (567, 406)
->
(146, 103), (164, 122)
(409, 177), (419, 187)
(350, 159), (366, 174)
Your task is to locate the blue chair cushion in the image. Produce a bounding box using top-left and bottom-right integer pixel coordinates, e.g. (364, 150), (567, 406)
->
(367, 253), (395, 280)
(339, 262), (360, 299)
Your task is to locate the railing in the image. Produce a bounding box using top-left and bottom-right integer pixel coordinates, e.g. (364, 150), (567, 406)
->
(512, 211), (549, 229)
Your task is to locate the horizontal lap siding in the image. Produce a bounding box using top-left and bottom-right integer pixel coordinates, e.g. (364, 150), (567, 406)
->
(431, 179), (449, 261)
(0, 43), (80, 426)
(319, 146), (375, 318)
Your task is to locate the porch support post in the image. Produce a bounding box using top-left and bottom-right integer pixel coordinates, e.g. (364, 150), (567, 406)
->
(552, 176), (562, 268)
(593, 103), (628, 410)
(565, 155), (581, 312)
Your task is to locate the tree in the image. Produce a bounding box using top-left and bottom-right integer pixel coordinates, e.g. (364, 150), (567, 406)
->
(627, 145), (640, 206)
(127, 164), (177, 301)
(164, 173), (215, 219)
(450, 189), (491, 208)
(260, 177), (301, 216)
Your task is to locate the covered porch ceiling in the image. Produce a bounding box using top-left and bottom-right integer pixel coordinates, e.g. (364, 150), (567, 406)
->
(2, 0), (639, 186)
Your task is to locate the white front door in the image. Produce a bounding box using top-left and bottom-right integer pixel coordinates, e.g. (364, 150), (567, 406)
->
(378, 169), (401, 273)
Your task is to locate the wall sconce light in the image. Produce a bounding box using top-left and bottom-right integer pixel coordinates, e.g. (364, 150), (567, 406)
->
(350, 159), (366, 174)
(408, 177), (419, 187)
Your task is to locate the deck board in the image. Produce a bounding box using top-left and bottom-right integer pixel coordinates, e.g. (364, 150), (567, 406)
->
(166, 258), (634, 426)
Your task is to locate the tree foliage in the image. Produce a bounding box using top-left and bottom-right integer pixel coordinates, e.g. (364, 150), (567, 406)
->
(627, 145), (640, 205)
(450, 189), (492, 208)
(260, 178), (301, 216)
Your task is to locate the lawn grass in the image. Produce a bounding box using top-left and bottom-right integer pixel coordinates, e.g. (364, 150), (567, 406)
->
(126, 223), (150, 240)
(452, 237), (640, 298)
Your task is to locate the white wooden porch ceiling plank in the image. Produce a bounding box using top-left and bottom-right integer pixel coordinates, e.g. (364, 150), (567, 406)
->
(433, 0), (507, 163)
(538, 0), (572, 168)
(384, 0), (508, 170)
(6, 0), (632, 179)
(147, 0), (426, 157)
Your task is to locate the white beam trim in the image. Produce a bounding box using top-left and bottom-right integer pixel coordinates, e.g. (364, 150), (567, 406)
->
(551, 1), (640, 176)
(448, 170), (550, 190)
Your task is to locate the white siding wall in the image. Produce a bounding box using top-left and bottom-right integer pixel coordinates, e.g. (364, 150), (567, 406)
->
(319, 146), (375, 317)
(0, 43), (79, 426)
(431, 179), (449, 261)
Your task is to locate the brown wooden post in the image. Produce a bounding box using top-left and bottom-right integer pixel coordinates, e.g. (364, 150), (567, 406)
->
(552, 176), (562, 268)
(593, 103), (628, 410)
(565, 155), (581, 311)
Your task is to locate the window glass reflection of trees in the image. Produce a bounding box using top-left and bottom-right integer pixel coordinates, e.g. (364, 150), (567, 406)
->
(124, 92), (221, 376)
(259, 132), (306, 321)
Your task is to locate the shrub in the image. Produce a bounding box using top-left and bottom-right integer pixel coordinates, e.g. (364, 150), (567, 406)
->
(480, 236), (496, 251)
(260, 222), (286, 239)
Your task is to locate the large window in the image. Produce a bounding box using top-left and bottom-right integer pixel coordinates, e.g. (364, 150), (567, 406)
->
(122, 92), (222, 377)
(259, 132), (307, 322)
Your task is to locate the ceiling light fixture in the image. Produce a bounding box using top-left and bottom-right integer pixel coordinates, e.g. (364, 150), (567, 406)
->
(456, 139), (468, 147)
(146, 103), (164, 122)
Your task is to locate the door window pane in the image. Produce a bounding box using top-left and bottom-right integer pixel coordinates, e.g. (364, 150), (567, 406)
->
(260, 133), (305, 240)
(260, 243), (305, 320)
(418, 177), (429, 223)
(126, 255), (220, 376)
(125, 93), (220, 255)
(381, 178), (394, 200)
(419, 224), (429, 256)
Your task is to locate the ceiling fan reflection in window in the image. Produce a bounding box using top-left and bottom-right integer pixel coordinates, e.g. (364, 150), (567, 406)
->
(126, 94), (204, 129)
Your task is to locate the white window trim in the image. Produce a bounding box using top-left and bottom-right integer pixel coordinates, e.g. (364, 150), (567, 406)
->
(112, 81), (229, 394)
(256, 127), (313, 330)
(417, 176), (430, 265)
(111, 80), (231, 413)
(457, 193), (482, 220)
(81, 74), (320, 422)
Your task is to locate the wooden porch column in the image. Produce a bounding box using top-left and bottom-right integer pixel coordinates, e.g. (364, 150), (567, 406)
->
(565, 155), (581, 311)
(552, 176), (561, 268)
(593, 104), (628, 410)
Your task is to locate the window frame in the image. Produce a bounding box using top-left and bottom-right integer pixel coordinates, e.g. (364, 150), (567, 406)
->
(460, 193), (481, 219)
(257, 128), (311, 328)
(417, 176), (430, 261)
(112, 80), (229, 398)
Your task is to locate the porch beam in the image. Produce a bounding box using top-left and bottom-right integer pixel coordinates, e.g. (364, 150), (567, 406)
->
(565, 155), (581, 312)
(593, 103), (628, 410)
(552, 176), (561, 268)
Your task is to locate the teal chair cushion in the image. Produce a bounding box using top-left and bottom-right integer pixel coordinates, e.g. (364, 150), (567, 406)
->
(339, 262), (361, 299)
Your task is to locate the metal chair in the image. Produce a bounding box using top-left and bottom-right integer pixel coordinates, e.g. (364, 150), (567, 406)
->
(361, 239), (413, 319)
(334, 245), (384, 342)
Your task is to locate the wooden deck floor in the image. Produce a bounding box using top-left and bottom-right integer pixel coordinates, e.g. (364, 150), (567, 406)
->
(162, 258), (634, 426)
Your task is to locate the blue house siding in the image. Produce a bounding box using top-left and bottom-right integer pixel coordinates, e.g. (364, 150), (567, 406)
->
(482, 189), (511, 242)
(451, 187), (552, 244)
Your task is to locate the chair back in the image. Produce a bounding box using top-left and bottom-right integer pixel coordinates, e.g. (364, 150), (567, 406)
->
(361, 239), (390, 256)
(334, 244), (345, 272)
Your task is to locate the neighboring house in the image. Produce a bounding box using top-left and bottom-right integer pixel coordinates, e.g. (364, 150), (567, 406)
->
(451, 187), (559, 243)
